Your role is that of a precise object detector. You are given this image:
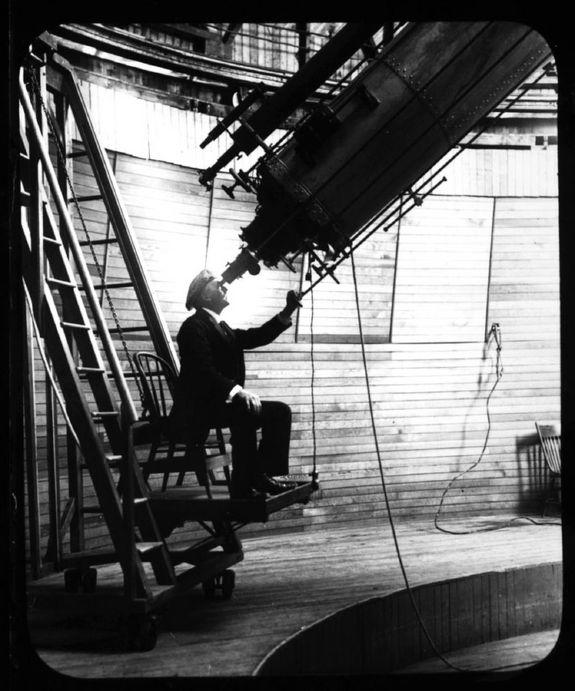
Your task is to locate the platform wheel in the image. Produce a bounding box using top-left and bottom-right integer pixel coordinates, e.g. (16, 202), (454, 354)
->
(221, 569), (236, 599)
(202, 577), (217, 600)
(123, 613), (158, 652)
(64, 568), (82, 593)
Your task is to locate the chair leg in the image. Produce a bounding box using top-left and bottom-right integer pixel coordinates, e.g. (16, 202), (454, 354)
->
(143, 441), (158, 485)
(161, 441), (176, 492)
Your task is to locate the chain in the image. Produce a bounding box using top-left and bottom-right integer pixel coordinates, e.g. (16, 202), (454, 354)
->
(26, 63), (144, 401)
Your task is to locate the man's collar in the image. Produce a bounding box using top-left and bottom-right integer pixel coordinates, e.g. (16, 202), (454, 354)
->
(200, 307), (223, 323)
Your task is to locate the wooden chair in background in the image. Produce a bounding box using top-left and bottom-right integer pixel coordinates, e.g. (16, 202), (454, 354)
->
(535, 421), (561, 516)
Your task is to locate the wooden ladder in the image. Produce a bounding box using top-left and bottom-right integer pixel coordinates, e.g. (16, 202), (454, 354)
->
(19, 54), (176, 597)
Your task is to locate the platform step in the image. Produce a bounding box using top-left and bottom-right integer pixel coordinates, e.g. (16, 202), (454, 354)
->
(79, 238), (118, 247)
(61, 320), (90, 331)
(135, 542), (163, 556)
(47, 277), (76, 289)
(70, 194), (102, 203)
(91, 410), (119, 421)
(79, 281), (134, 291)
(76, 365), (106, 374)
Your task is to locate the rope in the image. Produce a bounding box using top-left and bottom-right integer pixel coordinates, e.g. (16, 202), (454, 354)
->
(26, 65), (144, 402)
(308, 253), (318, 482)
(349, 259), (560, 671)
(349, 250), (466, 673)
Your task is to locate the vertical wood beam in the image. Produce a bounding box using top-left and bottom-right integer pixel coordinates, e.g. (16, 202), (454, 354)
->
(388, 196), (404, 344)
(55, 91), (85, 554)
(483, 196), (498, 339)
(23, 306), (42, 578)
(44, 363), (61, 568)
(222, 23), (242, 44)
(296, 22), (308, 69)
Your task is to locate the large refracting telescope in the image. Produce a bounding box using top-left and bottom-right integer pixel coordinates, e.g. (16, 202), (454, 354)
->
(198, 22), (551, 288)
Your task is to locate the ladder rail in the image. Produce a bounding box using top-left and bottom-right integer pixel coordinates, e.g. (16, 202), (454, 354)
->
(20, 58), (179, 595)
(41, 199), (127, 451)
(52, 55), (180, 377)
(18, 67), (138, 424)
(22, 274), (153, 597)
(22, 211), (176, 589)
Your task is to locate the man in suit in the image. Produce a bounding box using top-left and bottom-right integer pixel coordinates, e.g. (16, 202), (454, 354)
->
(169, 269), (302, 499)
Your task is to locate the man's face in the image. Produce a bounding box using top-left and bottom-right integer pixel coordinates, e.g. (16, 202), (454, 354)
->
(199, 278), (229, 313)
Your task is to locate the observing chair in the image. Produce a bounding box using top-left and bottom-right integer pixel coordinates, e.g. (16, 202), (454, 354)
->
(132, 351), (232, 497)
(535, 421), (561, 516)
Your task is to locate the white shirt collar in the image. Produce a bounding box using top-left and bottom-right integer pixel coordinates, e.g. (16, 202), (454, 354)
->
(201, 307), (224, 324)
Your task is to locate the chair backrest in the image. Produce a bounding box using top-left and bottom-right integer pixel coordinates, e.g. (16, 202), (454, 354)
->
(133, 351), (177, 421)
(535, 422), (561, 475)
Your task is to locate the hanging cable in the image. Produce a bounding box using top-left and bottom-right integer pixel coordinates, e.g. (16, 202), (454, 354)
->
(433, 325), (560, 533)
(307, 252), (318, 485)
(349, 251), (467, 673)
(433, 324), (506, 534)
(26, 64), (144, 404)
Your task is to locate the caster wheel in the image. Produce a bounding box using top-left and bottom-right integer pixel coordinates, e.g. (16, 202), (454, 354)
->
(123, 614), (158, 652)
(64, 568), (82, 593)
(221, 570), (235, 599)
(202, 578), (217, 600)
(82, 568), (98, 593)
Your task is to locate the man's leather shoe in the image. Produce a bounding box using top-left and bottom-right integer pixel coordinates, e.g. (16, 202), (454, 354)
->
(252, 474), (294, 495)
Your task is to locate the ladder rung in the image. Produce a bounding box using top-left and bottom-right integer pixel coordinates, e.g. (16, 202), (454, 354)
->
(109, 326), (149, 334)
(67, 150), (89, 159)
(61, 321), (90, 330)
(76, 366), (106, 374)
(135, 542), (163, 555)
(106, 454), (123, 462)
(79, 281), (134, 291)
(29, 52), (46, 65)
(70, 194), (103, 203)
(19, 151), (30, 161)
(47, 277), (76, 288)
(91, 410), (119, 419)
(79, 238), (118, 247)
(102, 370), (142, 379)
(43, 236), (62, 246)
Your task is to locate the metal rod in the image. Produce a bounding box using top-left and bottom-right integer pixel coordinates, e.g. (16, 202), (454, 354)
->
(299, 176), (447, 297)
(199, 22), (383, 185)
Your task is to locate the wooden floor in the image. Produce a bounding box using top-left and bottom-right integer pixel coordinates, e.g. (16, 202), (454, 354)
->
(26, 514), (562, 678)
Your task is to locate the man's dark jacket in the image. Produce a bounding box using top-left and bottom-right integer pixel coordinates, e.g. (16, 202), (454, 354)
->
(168, 308), (289, 442)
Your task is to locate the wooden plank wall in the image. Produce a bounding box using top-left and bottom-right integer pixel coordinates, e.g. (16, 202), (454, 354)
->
(24, 80), (560, 560)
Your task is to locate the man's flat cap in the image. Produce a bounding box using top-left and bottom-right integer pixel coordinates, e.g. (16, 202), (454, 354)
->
(185, 269), (215, 310)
